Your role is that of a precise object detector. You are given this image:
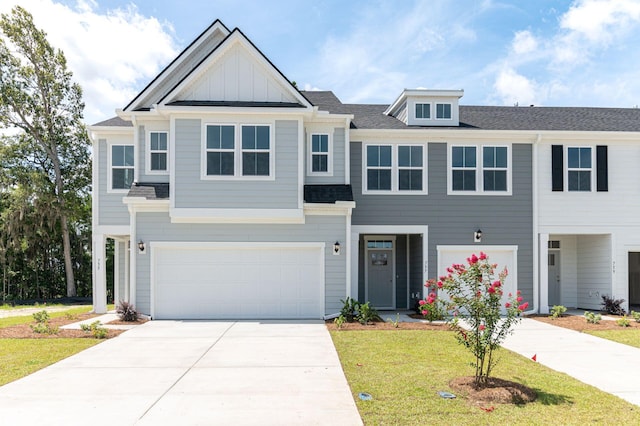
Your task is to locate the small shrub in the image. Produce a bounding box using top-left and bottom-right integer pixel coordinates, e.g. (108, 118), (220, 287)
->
(631, 311), (640, 323)
(81, 320), (108, 339)
(339, 297), (359, 322)
(64, 312), (79, 320)
(334, 315), (346, 329)
(116, 300), (139, 322)
(550, 305), (567, 319)
(387, 313), (400, 328)
(30, 322), (58, 334)
(584, 311), (601, 324)
(32, 310), (50, 324)
(355, 302), (382, 325)
(601, 295), (626, 316)
(418, 289), (446, 322)
(617, 316), (631, 327)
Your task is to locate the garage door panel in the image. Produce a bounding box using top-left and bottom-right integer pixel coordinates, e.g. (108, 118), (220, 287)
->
(153, 245), (323, 319)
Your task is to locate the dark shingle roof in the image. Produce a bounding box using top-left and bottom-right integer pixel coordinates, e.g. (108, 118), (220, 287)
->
(304, 185), (353, 203)
(92, 116), (133, 127)
(301, 90), (640, 132)
(127, 183), (170, 200)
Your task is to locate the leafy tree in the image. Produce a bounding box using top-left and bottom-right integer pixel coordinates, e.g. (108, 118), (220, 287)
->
(0, 6), (91, 297)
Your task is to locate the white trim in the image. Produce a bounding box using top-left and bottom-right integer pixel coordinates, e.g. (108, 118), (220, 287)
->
(435, 102), (452, 120)
(91, 136), (99, 234)
(346, 209), (352, 299)
(92, 233), (107, 314)
(307, 132), (333, 176)
(298, 119), (304, 209)
(169, 207), (304, 224)
(303, 202), (355, 216)
(149, 241), (326, 319)
(351, 225), (429, 303)
(124, 239), (130, 303)
(406, 235), (411, 309)
(106, 141), (135, 194)
(200, 122), (275, 181)
(145, 130), (169, 175)
(532, 134), (540, 314)
(539, 233), (550, 314)
(364, 235), (396, 309)
(133, 121), (139, 183)
(447, 143), (513, 196)
(129, 211), (137, 308)
(344, 118), (351, 185)
(414, 102), (432, 120)
(362, 143), (428, 195)
(93, 225), (130, 236)
(169, 116), (176, 210)
(114, 240), (120, 305)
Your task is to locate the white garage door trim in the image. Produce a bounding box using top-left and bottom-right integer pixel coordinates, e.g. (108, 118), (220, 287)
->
(150, 241), (325, 319)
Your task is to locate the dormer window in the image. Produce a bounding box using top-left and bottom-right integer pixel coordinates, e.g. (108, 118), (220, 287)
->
(415, 103), (431, 119)
(436, 103), (452, 119)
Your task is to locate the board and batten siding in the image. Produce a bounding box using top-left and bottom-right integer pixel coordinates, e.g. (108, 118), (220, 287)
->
(305, 127), (346, 184)
(97, 139), (130, 226)
(350, 141), (534, 305)
(134, 212), (347, 316)
(173, 119), (299, 209)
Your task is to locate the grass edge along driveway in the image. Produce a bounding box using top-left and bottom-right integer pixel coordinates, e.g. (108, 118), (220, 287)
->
(330, 329), (640, 425)
(0, 306), (102, 386)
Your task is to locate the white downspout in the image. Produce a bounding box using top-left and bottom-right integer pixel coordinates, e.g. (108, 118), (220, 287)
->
(532, 133), (541, 313)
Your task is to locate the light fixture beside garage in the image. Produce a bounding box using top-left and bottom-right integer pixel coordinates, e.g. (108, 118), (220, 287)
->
(333, 241), (341, 255)
(474, 229), (482, 243)
(138, 240), (145, 253)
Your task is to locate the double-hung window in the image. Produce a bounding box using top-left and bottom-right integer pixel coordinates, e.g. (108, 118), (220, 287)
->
(241, 125), (270, 176)
(111, 145), (134, 191)
(451, 145), (510, 194)
(310, 134), (330, 173)
(206, 125), (235, 176)
(451, 146), (476, 191)
(148, 132), (168, 172)
(203, 124), (272, 178)
(366, 145), (392, 191)
(483, 146), (508, 191)
(436, 103), (452, 119)
(567, 147), (591, 191)
(365, 144), (425, 193)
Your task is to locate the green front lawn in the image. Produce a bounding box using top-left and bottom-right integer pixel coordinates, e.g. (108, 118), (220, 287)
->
(0, 306), (93, 329)
(0, 339), (100, 386)
(330, 330), (640, 425)
(0, 303), (64, 310)
(586, 329), (640, 348)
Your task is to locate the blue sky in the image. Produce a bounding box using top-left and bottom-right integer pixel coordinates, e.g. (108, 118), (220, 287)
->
(3, 0), (640, 124)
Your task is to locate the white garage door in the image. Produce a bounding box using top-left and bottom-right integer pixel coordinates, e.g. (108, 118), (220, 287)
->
(152, 243), (324, 319)
(437, 245), (518, 312)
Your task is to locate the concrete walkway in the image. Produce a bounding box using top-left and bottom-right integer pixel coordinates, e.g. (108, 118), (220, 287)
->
(0, 320), (362, 426)
(502, 318), (640, 406)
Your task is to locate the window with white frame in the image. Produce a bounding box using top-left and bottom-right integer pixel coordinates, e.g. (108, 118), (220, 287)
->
(111, 145), (134, 190)
(483, 146), (508, 191)
(310, 134), (330, 173)
(366, 145), (392, 190)
(398, 145), (423, 191)
(436, 103), (452, 119)
(205, 125), (235, 176)
(415, 103), (430, 119)
(451, 146), (476, 191)
(148, 132), (168, 172)
(365, 144), (425, 193)
(241, 125), (270, 176)
(567, 147), (591, 191)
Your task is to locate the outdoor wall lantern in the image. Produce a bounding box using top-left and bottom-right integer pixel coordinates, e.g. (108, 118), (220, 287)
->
(474, 229), (482, 243)
(138, 240), (145, 253)
(333, 241), (341, 255)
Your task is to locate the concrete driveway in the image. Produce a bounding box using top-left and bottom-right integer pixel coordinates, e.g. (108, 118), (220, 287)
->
(0, 320), (362, 425)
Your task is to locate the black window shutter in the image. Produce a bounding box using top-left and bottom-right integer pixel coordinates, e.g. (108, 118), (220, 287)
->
(596, 145), (608, 191)
(551, 145), (563, 191)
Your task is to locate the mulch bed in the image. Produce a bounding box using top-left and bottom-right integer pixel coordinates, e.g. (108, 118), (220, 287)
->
(530, 314), (640, 332)
(450, 376), (537, 405)
(105, 318), (149, 326)
(0, 313), (125, 339)
(325, 319), (450, 331)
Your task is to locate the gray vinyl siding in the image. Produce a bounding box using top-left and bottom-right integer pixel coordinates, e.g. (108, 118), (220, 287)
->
(174, 119), (299, 209)
(137, 125), (170, 184)
(409, 234), (424, 308)
(351, 141), (534, 306)
(395, 234), (408, 309)
(97, 139), (130, 226)
(305, 127), (346, 184)
(117, 241), (126, 302)
(134, 212), (347, 316)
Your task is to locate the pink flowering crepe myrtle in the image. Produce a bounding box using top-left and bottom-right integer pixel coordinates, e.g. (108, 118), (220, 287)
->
(420, 251), (527, 387)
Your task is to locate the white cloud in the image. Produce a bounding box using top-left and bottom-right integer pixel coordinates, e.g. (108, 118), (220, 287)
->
(511, 30), (537, 55)
(493, 68), (538, 106)
(560, 0), (640, 43)
(0, 0), (178, 124)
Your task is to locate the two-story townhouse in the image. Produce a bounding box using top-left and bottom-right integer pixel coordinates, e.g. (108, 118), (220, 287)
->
(89, 18), (640, 319)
